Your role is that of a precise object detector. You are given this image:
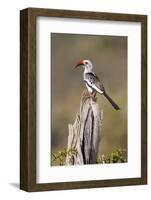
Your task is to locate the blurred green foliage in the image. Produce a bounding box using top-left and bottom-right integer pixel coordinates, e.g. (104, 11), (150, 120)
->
(51, 148), (77, 166)
(51, 148), (127, 166)
(97, 149), (127, 164)
(51, 33), (127, 165)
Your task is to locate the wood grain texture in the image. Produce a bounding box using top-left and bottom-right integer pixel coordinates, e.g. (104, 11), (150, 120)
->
(27, 7), (146, 22)
(141, 16), (147, 184)
(20, 9), (29, 191)
(20, 8), (37, 191)
(20, 7), (147, 192)
(66, 91), (102, 165)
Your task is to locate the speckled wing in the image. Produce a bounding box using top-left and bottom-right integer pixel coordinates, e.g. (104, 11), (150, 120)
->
(84, 72), (120, 110)
(84, 72), (105, 94)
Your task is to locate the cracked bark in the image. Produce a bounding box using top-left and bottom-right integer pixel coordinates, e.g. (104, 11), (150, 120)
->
(66, 90), (103, 165)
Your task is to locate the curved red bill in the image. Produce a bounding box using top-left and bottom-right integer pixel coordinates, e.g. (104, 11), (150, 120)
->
(74, 59), (84, 68)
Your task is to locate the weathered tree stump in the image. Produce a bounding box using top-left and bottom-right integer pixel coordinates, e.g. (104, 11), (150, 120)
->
(66, 90), (103, 165)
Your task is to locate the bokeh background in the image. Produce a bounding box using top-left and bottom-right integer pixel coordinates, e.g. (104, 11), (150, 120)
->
(51, 33), (127, 165)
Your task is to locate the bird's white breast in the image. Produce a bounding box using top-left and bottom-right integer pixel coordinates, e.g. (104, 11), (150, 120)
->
(85, 83), (93, 93)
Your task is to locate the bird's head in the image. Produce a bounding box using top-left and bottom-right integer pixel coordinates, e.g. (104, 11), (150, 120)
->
(74, 59), (93, 72)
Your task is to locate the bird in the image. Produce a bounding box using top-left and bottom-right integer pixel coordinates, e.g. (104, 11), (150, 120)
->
(74, 59), (120, 110)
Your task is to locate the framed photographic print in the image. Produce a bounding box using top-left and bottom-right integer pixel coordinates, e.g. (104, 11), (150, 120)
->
(20, 8), (147, 191)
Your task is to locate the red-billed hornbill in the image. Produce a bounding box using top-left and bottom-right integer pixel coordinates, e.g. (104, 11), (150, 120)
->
(74, 59), (120, 110)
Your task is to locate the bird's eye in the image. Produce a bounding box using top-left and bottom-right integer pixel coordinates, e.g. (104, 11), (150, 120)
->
(85, 61), (88, 64)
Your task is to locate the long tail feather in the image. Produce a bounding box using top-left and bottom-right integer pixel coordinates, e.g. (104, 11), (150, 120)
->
(103, 92), (120, 110)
